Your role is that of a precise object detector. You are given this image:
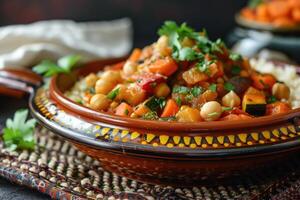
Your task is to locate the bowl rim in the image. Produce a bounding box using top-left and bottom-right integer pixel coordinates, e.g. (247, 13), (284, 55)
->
(49, 58), (300, 133)
(29, 92), (300, 159)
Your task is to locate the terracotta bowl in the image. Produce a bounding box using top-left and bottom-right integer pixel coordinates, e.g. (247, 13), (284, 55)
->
(1, 58), (300, 186)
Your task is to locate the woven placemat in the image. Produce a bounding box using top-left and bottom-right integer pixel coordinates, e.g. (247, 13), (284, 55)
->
(1, 127), (300, 200)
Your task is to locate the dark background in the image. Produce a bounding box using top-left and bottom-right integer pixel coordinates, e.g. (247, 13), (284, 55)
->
(0, 0), (247, 46)
(0, 0), (247, 199)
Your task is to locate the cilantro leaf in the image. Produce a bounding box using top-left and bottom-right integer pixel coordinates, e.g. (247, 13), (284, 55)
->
(229, 52), (242, 61)
(208, 84), (217, 92)
(142, 111), (159, 120)
(196, 60), (215, 74)
(2, 109), (36, 151)
(33, 55), (81, 77)
(178, 47), (198, 61)
(224, 82), (235, 91)
(172, 86), (190, 94)
(145, 97), (166, 111)
(190, 87), (203, 97)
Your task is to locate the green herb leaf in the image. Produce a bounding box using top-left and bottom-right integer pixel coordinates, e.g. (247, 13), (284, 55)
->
(33, 55), (81, 77)
(207, 112), (220, 117)
(2, 109), (36, 151)
(178, 47), (198, 61)
(229, 52), (242, 61)
(196, 60), (215, 74)
(172, 86), (190, 94)
(208, 84), (217, 92)
(89, 87), (96, 94)
(267, 95), (277, 104)
(145, 97), (166, 111)
(58, 55), (81, 72)
(190, 87), (203, 97)
(107, 87), (120, 100)
(142, 111), (159, 120)
(175, 97), (182, 106)
(231, 66), (242, 75)
(224, 82), (235, 91)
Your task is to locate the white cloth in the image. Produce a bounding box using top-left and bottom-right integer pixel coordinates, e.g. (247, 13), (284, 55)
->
(0, 18), (133, 68)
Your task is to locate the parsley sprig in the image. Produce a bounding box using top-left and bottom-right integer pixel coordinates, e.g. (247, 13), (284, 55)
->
(33, 55), (81, 77)
(2, 109), (36, 151)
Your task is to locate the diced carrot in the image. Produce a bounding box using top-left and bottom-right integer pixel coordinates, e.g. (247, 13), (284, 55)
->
(161, 99), (179, 117)
(266, 102), (291, 115)
(289, 0), (300, 8)
(241, 8), (256, 20)
(148, 57), (178, 76)
(267, 1), (291, 19)
(115, 102), (133, 116)
(292, 8), (300, 22)
(256, 4), (271, 23)
(128, 48), (142, 62)
(251, 73), (276, 90)
(273, 17), (297, 27)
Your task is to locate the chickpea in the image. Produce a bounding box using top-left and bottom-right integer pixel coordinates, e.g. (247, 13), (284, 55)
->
(272, 83), (290, 100)
(124, 84), (146, 106)
(155, 35), (171, 56)
(110, 101), (119, 109)
(85, 73), (98, 87)
(200, 101), (222, 121)
(154, 83), (170, 98)
(123, 61), (137, 76)
(222, 91), (241, 107)
(176, 106), (202, 122)
(95, 79), (116, 94)
(101, 70), (121, 84)
(89, 94), (111, 111)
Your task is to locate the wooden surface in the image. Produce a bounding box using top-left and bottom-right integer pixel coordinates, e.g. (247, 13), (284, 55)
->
(0, 95), (50, 199)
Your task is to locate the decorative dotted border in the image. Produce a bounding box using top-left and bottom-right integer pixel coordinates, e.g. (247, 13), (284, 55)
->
(34, 89), (300, 150)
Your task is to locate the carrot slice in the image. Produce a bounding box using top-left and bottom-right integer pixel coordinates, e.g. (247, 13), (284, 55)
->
(128, 48), (142, 62)
(115, 102), (133, 116)
(267, 1), (291, 19)
(251, 73), (276, 90)
(148, 57), (178, 76)
(134, 105), (150, 116)
(292, 8), (300, 22)
(161, 99), (179, 118)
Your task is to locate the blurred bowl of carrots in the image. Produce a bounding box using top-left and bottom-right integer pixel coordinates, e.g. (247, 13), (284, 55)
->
(237, 0), (300, 32)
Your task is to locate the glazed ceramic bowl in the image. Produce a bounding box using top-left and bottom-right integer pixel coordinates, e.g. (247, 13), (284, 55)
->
(1, 59), (300, 186)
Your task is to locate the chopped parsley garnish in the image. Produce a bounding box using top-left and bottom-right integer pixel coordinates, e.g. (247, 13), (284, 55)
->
(2, 109), (36, 151)
(267, 95), (277, 104)
(173, 86), (203, 99)
(107, 87), (120, 100)
(196, 60), (215, 74)
(229, 52), (242, 61)
(124, 109), (129, 115)
(231, 66), (242, 75)
(208, 84), (217, 92)
(224, 82), (235, 92)
(172, 86), (190, 94)
(175, 97), (182, 106)
(142, 111), (159, 120)
(158, 21), (226, 63)
(190, 87), (202, 97)
(145, 97), (166, 111)
(33, 55), (81, 77)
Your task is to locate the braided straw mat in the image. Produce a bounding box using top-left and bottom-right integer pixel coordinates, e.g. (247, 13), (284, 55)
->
(1, 127), (300, 200)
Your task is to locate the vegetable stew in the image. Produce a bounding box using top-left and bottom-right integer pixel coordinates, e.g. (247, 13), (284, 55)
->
(65, 21), (292, 122)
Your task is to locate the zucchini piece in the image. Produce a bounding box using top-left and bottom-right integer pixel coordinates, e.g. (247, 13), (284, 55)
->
(242, 94), (266, 116)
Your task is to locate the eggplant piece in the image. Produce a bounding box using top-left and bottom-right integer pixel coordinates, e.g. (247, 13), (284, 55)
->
(228, 76), (252, 95)
(242, 94), (267, 116)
